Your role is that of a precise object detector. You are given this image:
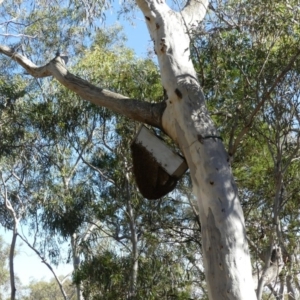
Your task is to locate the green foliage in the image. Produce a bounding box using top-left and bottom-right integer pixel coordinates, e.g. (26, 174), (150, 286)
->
(0, 76), (28, 157)
(74, 250), (193, 300)
(0, 0), (109, 61)
(77, 27), (163, 102)
(23, 277), (76, 300)
(42, 184), (94, 238)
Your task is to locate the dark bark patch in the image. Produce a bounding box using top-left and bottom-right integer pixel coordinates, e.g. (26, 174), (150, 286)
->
(145, 16), (150, 21)
(210, 181), (214, 185)
(160, 38), (167, 53)
(197, 134), (203, 143)
(163, 88), (167, 100)
(175, 88), (182, 99)
(156, 23), (160, 29)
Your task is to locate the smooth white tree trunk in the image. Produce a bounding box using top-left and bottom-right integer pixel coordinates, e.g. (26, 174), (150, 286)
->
(0, 1), (257, 299)
(136, 1), (256, 299)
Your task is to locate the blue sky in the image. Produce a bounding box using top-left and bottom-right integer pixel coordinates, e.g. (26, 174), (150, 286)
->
(106, 1), (151, 58)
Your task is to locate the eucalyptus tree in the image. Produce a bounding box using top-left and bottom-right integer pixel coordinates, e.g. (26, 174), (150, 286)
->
(1, 0), (300, 299)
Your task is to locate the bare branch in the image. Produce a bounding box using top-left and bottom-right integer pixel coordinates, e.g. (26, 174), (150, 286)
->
(211, 110), (232, 118)
(65, 134), (93, 187)
(81, 222), (100, 242)
(0, 33), (37, 39)
(0, 44), (51, 77)
(0, 45), (165, 129)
